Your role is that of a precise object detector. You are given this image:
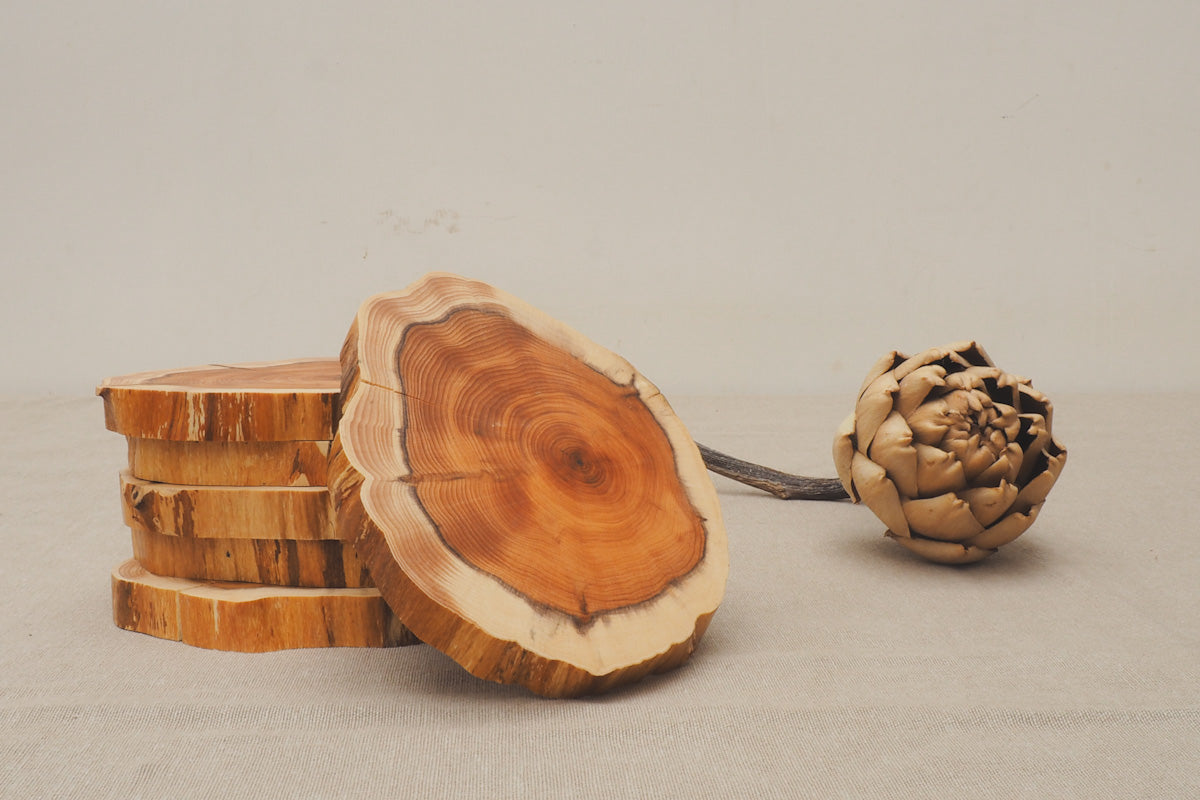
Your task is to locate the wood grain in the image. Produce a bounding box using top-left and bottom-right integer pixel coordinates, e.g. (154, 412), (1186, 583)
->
(111, 559), (415, 651)
(330, 272), (728, 697)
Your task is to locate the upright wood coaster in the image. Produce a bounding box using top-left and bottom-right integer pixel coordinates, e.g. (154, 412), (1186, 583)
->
(330, 273), (728, 697)
(97, 359), (340, 442)
(111, 560), (415, 651)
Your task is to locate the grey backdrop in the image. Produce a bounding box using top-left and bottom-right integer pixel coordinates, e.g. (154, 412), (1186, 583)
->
(4, 1), (1197, 395)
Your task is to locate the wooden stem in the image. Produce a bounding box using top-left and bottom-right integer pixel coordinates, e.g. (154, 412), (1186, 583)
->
(697, 443), (849, 501)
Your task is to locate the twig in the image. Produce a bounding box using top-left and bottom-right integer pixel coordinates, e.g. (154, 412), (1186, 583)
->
(697, 443), (848, 501)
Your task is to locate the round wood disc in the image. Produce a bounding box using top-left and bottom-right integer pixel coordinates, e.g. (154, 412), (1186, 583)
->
(330, 273), (728, 697)
(111, 559), (415, 651)
(97, 359), (340, 442)
(130, 527), (372, 588)
(125, 438), (330, 486)
(120, 472), (333, 540)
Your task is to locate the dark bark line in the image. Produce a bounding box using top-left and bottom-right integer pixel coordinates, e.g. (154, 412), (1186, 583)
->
(697, 443), (849, 501)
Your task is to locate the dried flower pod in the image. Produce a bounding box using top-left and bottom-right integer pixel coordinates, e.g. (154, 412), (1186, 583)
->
(832, 342), (1066, 564)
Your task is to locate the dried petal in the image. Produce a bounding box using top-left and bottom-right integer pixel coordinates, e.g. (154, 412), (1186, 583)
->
(1012, 440), (1067, 513)
(974, 443), (1022, 486)
(966, 505), (1041, 550)
(944, 370), (985, 392)
(994, 403), (1021, 440)
(943, 434), (970, 463)
(851, 453), (909, 536)
(868, 412), (919, 498)
(942, 390), (975, 419)
(965, 365), (1005, 382)
(914, 444), (967, 496)
(1001, 442), (1024, 483)
(964, 365), (1009, 392)
(1015, 414), (1051, 486)
(1017, 383), (1054, 429)
(896, 342), (984, 381)
(961, 433), (999, 482)
(959, 481), (1018, 528)
(943, 350), (976, 372)
(855, 372), (900, 453)
(950, 341), (994, 368)
(906, 399), (953, 446)
(895, 365), (947, 418)
(974, 456), (1012, 488)
(982, 370), (1022, 408)
(902, 493), (986, 541)
(892, 348), (943, 382)
(888, 533), (996, 564)
(858, 351), (906, 398)
(832, 413), (858, 501)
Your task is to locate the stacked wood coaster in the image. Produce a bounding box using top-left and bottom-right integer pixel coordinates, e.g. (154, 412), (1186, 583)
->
(98, 359), (416, 652)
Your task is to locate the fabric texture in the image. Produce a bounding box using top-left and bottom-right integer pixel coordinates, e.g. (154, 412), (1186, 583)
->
(1, 394), (1196, 798)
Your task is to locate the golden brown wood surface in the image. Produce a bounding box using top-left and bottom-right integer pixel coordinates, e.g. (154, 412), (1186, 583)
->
(130, 527), (372, 588)
(111, 559), (415, 651)
(126, 438), (330, 486)
(330, 272), (728, 697)
(97, 359), (339, 442)
(121, 472), (333, 540)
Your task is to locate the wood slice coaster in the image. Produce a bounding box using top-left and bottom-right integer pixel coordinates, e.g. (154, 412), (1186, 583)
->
(126, 438), (330, 486)
(121, 472), (333, 540)
(111, 559), (416, 651)
(130, 527), (372, 588)
(330, 273), (728, 697)
(97, 359), (339, 442)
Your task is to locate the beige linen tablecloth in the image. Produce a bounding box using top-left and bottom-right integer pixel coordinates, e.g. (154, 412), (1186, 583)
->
(1, 394), (1196, 798)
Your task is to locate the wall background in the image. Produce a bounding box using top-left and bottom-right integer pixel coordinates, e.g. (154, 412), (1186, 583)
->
(4, 1), (1197, 397)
